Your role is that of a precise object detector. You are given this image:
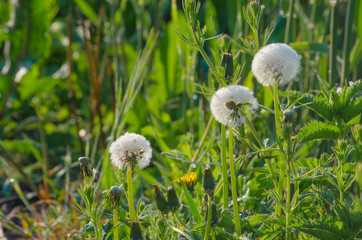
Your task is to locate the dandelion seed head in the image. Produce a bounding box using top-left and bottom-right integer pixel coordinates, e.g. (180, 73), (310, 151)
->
(251, 43), (301, 86)
(109, 132), (152, 170)
(210, 85), (258, 127)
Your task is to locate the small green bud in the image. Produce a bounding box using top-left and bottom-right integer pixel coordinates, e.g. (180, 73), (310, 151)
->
(153, 185), (169, 214)
(217, 34), (230, 53)
(166, 186), (180, 213)
(204, 202), (218, 227)
(282, 109), (296, 140)
(220, 53), (234, 81)
(283, 109), (296, 123)
(130, 221), (143, 240)
(280, 103), (287, 111)
(203, 166), (215, 196)
(248, 0), (261, 18)
(352, 124), (362, 144)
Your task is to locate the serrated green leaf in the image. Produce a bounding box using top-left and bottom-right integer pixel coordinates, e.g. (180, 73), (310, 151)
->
(297, 120), (340, 142)
(343, 96), (362, 123)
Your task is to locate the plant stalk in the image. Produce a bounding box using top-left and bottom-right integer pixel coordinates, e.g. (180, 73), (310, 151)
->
(113, 206), (119, 240)
(340, 0), (356, 85)
(203, 195), (212, 240)
(329, 1), (339, 87)
(284, 0), (295, 43)
(229, 128), (242, 236)
(127, 168), (137, 221)
(286, 160), (291, 240)
(221, 125), (229, 209)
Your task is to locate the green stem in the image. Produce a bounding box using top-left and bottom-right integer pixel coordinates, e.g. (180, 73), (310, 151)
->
(265, 158), (279, 190)
(272, 84), (284, 217)
(340, 0), (356, 85)
(284, 0), (295, 43)
(276, 158), (285, 217)
(211, 228), (216, 240)
(188, 206), (194, 238)
(83, 168), (89, 186)
(272, 85), (282, 145)
(329, 1), (339, 86)
(286, 160), (291, 240)
(127, 168), (137, 221)
(113, 206), (119, 240)
(229, 128), (242, 236)
(203, 196), (212, 240)
(221, 125), (229, 209)
(245, 117), (263, 148)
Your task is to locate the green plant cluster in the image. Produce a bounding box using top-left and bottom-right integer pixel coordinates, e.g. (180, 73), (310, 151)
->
(0, 0), (361, 239)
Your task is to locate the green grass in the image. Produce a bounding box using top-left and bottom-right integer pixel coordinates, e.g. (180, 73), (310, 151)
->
(0, 0), (361, 239)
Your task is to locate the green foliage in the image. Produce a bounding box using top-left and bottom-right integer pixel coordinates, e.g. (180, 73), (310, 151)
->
(297, 120), (340, 142)
(0, 0), (361, 239)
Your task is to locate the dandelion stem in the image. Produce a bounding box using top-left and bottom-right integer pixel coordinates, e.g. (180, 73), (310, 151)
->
(221, 125), (229, 210)
(188, 206), (194, 237)
(211, 229), (216, 240)
(340, 0), (356, 85)
(83, 168), (89, 186)
(229, 128), (241, 236)
(286, 160), (291, 240)
(271, 84), (284, 218)
(284, 0), (295, 44)
(203, 195), (212, 240)
(113, 206), (119, 240)
(127, 168), (137, 221)
(329, 1), (339, 87)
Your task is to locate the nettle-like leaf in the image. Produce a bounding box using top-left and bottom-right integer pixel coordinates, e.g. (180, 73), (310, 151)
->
(297, 221), (345, 240)
(343, 79), (362, 104)
(297, 201), (362, 240)
(295, 92), (333, 122)
(297, 120), (340, 142)
(342, 96), (362, 123)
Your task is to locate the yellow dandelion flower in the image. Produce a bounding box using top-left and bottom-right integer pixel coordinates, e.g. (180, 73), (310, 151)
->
(174, 172), (198, 193)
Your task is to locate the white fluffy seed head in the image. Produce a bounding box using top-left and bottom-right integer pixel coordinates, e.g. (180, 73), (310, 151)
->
(251, 43), (301, 86)
(210, 85), (258, 127)
(109, 132), (152, 170)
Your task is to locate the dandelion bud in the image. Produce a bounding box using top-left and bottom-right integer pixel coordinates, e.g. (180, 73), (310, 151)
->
(167, 186), (180, 213)
(153, 185), (169, 214)
(203, 166), (215, 196)
(204, 202), (218, 227)
(282, 109), (296, 140)
(283, 109), (296, 123)
(107, 186), (124, 208)
(78, 157), (93, 178)
(130, 221), (143, 240)
(220, 53), (234, 80)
